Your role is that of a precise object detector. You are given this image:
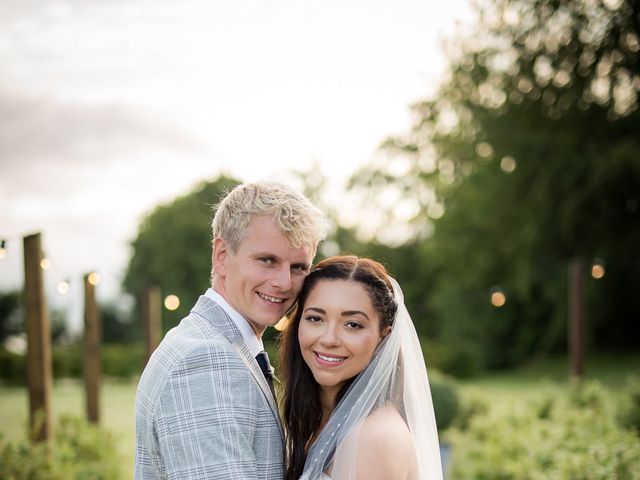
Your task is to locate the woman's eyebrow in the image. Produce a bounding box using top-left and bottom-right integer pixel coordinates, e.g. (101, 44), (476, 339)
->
(303, 306), (326, 314)
(342, 310), (370, 320)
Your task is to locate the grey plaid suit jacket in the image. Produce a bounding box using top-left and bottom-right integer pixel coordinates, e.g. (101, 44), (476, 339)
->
(134, 295), (284, 479)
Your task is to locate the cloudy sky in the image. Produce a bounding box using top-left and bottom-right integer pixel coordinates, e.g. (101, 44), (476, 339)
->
(0, 0), (472, 329)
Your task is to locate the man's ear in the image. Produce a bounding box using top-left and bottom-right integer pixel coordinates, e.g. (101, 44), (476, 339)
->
(212, 237), (229, 276)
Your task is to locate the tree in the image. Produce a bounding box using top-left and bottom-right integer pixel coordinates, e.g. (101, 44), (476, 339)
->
(350, 0), (640, 369)
(123, 175), (241, 333)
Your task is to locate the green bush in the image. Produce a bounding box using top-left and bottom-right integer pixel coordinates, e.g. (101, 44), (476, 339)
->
(449, 380), (640, 479)
(619, 376), (640, 436)
(101, 343), (144, 378)
(1, 344), (145, 384)
(0, 348), (25, 385)
(429, 372), (460, 433)
(0, 415), (121, 479)
(423, 340), (484, 379)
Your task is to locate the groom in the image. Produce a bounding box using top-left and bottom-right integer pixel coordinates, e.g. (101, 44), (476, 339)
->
(135, 182), (326, 479)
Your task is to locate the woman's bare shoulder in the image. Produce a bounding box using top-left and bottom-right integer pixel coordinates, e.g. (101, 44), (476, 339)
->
(356, 406), (417, 479)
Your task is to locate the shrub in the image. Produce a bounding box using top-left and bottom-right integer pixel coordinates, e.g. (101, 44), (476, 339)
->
(0, 415), (121, 479)
(0, 348), (25, 385)
(449, 380), (640, 479)
(429, 372), (460, 433)
(0, 344), (146, 383)
(619, 376), (640, 436)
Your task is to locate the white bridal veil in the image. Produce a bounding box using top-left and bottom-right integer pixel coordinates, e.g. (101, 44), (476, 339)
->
(300, 278), (443, 480)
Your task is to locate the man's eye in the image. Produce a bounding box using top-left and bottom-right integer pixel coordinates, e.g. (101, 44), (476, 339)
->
(260, 257), (275, 265)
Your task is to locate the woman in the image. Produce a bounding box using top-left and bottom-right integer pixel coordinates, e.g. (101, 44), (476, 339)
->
(280, 256), (443, 480)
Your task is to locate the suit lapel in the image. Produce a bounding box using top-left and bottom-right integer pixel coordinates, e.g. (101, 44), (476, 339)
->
(191, 295), (283, 438)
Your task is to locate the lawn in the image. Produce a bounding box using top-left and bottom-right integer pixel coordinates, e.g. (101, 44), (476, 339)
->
(0, 379), (137, 479)
(1, 352), (637, 479)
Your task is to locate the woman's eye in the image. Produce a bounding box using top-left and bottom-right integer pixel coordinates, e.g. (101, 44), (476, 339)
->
(304, 315), (321, 323)
(345, 321), (363, 330)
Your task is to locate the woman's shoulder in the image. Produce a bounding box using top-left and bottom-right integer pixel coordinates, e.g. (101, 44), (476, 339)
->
(360, 405), (411, 443)
(356, 406), (417, 479)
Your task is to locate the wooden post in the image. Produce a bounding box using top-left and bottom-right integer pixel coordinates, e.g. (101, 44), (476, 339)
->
(84, 273), (101, 424)
(568, 258), (586, 378)
(23, 233), (52, 443)
(143, 287), (162, 365)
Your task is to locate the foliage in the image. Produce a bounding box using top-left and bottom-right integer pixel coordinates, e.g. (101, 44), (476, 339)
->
(450, 380), (640, 479)
(0, 290), (22, 344)
(429, 371), (460, 432)
(123, 175), (240, 333)
(0, 415), (120, 480)
(101, 302), (140, 344)
(619, 376), (640, 436)
(347, 0), (640, 369)
(0, 348), (25, 385)
(0, 290), (71, 347)
(0, 344), (145, 385)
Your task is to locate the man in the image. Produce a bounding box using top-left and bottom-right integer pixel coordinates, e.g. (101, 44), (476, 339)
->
(135, 182), (326, 479)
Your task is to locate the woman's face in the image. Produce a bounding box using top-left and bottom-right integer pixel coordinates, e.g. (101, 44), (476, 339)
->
(298, 279), (386, 399)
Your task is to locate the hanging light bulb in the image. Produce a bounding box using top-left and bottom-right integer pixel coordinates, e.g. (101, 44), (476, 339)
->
(87, 272), (101, 286)
(591, 259), (605, 279)
(164, 294), (180, 311)
(490, 286), (506, 307)
(57, 280), (70, 295)
(40, 256), (51, 270)
(0, 239), (6, 260)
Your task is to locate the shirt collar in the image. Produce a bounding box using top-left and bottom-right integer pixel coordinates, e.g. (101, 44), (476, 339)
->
(204, 288), (263, 356)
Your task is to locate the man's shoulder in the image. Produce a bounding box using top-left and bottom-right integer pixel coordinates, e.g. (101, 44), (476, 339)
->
(135, 305), (242, 402)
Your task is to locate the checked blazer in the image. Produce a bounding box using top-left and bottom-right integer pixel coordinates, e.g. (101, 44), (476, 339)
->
(134, 294), (284, 480)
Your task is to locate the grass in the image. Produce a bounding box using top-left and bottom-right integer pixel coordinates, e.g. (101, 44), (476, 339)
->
(0, 352), (637, 479)
(0, 379), (137, 479)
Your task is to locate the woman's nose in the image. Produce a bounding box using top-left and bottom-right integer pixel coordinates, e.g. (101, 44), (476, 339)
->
(318, 323), (340, 347)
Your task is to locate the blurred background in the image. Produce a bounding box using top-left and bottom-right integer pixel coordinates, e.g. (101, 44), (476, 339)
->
(1, 0), (639, 478)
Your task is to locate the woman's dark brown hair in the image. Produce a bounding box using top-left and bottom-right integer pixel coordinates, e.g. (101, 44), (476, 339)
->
(279, 255), (397, 480)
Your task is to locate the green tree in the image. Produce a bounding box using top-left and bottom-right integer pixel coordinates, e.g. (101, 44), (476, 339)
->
(123, 175), (240, 333)
(351, 0), (640, 369)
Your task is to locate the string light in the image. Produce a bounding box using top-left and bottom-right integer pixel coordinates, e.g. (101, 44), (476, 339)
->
(87, 272), (101, 286)
(57, 280), (70, 295)
(591, 259), (605, 279)
(40, 257), (51, 270)
(490, 286), (506, 307)
(0, 239), (6, 260)
(164, 294), (180, 311)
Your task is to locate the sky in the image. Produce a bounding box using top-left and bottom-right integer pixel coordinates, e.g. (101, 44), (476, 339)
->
(0, 0), (473, 330)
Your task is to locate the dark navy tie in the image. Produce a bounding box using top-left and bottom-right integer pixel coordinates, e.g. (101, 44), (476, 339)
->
(255, 351), (276, 398)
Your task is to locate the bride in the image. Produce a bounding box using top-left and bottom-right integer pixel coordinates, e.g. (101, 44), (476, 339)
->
(279, 256), (443, 480)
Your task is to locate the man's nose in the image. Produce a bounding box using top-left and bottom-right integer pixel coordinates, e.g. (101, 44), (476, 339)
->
(271, 265), (292, 290)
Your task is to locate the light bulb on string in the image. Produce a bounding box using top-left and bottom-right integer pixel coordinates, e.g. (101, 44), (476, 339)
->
(0, 239), (6, 259)
(490, 286), (506, 307)
(57, 279), (70, 295)
(87, 272), (101, 286)
(591, 259), (605, 279)
(164, 294), (180, 311)
(40, 256), (51, 270)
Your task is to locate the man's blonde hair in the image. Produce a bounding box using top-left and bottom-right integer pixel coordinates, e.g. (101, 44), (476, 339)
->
(211, 181), (327, 263)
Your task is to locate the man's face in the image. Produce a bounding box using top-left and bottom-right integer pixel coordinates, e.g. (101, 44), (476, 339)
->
(213, 215), (314, 336)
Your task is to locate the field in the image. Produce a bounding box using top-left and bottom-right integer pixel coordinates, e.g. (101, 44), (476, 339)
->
(1, 352), (638, 479)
